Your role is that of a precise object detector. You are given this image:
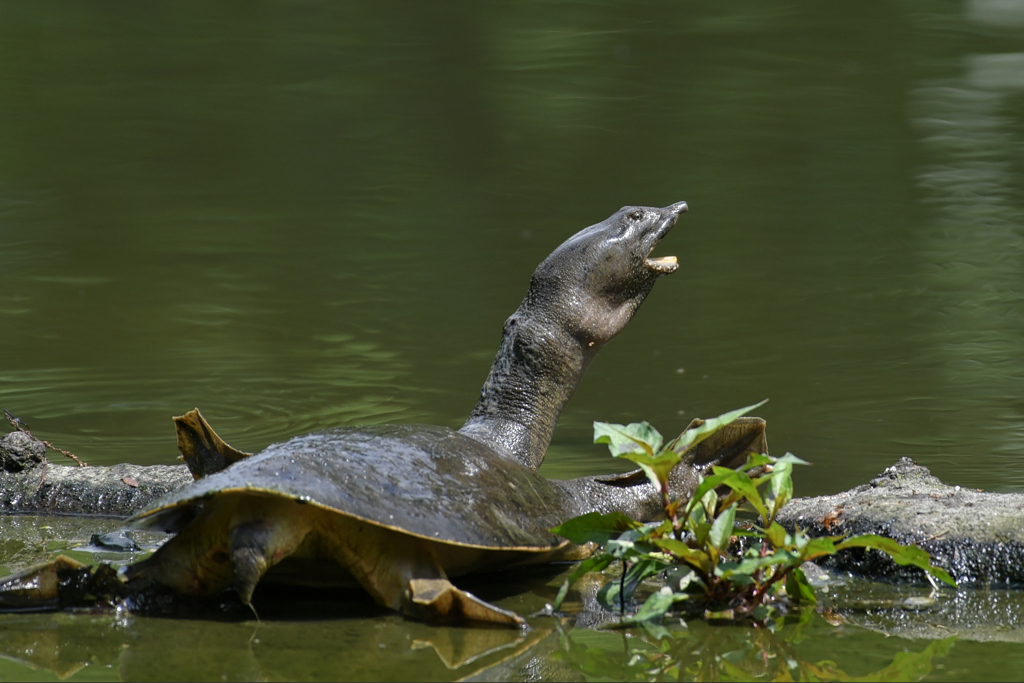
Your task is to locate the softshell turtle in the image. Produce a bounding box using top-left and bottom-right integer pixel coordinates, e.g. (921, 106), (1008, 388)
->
(87, 203), (767, 625)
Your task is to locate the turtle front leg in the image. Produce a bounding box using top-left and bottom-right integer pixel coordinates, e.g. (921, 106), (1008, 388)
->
(406, 578), (525, 627)
(323, 517), (526, 628)
(126, 494), (312, 605)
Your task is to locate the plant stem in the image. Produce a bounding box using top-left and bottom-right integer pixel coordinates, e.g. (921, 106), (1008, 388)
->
(620, 560), (627, 616)
(745, 564), (794, 612)
(662, 481), (683, 540)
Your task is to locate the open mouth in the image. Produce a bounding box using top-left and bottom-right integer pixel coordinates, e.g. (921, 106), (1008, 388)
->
(643, 202), (686, 275)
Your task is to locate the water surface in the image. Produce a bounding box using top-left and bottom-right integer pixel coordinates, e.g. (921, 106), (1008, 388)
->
(1, 1), (1023, 680)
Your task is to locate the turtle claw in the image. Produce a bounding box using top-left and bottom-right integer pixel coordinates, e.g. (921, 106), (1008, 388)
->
(407, 578), (527, 628)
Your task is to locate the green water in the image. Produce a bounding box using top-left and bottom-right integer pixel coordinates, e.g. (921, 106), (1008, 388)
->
(1, 1), (1023, 679)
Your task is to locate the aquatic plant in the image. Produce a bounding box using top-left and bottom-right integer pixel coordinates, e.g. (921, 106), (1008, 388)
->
(550, 402), (955, 625)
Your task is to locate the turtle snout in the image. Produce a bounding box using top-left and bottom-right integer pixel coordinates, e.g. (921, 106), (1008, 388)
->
(655, 201), (687, 232)
(658, 201), (688, 230)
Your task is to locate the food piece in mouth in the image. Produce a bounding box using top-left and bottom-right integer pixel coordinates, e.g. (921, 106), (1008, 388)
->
(645, 255), (678, 274)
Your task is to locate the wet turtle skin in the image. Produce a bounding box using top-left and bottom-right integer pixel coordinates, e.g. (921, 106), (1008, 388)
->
(133, 424), (573, 552)
(126, 422), (595, 627)
(121, 410), (766, 627)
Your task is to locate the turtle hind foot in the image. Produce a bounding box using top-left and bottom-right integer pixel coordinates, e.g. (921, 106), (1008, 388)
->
(407, 578), (526, 629)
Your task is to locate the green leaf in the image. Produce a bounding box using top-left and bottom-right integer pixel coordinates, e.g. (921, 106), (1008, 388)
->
(765, 522), (788, 548)
(618, 449), (683, 491)
(785, 567), (817, 605)
(836, 534), (956, 586)
(650, 519), (674, 537)
(685, 469), (743, 519)
(742, 453), (775, 471)
(772, 452), (812, 467)
(593, 421), (663, 457)
(598, 557), (667, 610)
(552, 553), (615, 610)
(713, 563), (756, 585)
(669, 399), (768, 455)
(715, 553), (790, 579)
(636, 619), (673, 641)
(710, 468), (769, 525)
(605, 538), (634, 559)
(686, 473), (730, 517)
(665, 565), (705, 593)
(551, 511), (643, 546)
(767, 462), (793, 520)
(749, 603), (774, 623)
(800, 537), (838, 561)
(605, 527), (664, 562)
(703, 608), (737, 620)
(652, 538), (711, 573)
(709, 503), (737, 552)
(699, 485), (718, 519)
(687, 503), (706, 526)
(624, 587), (685, 623)
(691, 521), (713, 549)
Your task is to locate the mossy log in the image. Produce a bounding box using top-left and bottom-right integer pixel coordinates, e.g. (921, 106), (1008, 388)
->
(0, 431), (191, 517)
(4, 428), (1024, 587)
(776, 457), (1024, 586)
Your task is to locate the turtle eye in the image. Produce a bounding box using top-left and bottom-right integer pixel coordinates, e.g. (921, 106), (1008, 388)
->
(628, 210), (644, 222)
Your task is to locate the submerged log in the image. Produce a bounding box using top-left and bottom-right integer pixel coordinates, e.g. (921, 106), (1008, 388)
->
(776, 457), (1024, 586)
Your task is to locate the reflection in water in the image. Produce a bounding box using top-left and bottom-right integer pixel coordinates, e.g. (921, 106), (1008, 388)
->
(2, 596), (1023, 682)
(0, 608), (550, 682)
(0, 603), (961, 683)
(544, 616), (953, 683)
(825, 579), (1024, 645)
(0, 515), (163, 576)
(410, 627), (550, 671)
(911, 5), (1024, 488)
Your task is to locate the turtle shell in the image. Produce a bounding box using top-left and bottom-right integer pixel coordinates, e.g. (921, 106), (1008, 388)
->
(130, 424), (572, 551)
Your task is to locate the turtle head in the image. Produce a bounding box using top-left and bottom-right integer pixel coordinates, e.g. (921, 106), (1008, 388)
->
(526, 201), (687, 349)
(461, 201), (686, 470)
